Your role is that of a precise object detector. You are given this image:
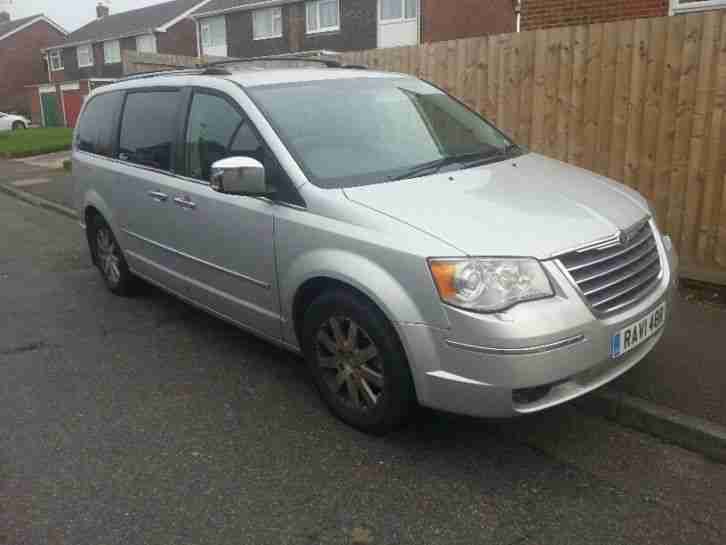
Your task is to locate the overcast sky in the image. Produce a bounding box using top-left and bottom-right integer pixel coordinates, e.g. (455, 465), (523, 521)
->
(3, 0), (168, 32)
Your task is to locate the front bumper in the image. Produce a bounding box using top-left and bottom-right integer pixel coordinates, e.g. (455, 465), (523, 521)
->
(399, 231), (679, 419)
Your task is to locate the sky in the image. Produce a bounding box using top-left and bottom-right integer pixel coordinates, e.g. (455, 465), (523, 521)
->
(2, 0), (169, 33)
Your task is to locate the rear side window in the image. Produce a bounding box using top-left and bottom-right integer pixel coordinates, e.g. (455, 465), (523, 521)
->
(77, 92), (122, 157)
(119, 90), (183, 172)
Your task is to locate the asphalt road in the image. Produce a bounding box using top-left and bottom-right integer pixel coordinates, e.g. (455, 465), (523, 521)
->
(2, 191), (726, 545)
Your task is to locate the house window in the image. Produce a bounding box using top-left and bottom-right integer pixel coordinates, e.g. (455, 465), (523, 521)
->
(253, 7), (283, 40)
(380, 0), (418, 22)
(136, 34), (157, 53)
(49, 50), (63, 71)
(77, 44), (94, 68)
(306, 0), (340, 34)
(103, 40), (121, 64)
(200, 16), (227, 54)
(670, 0), (726, 13)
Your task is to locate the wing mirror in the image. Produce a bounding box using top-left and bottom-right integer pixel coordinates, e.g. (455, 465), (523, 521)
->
(210, 157), (273, 197)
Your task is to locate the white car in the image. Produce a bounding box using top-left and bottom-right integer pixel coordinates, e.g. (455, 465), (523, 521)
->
(0, 112), (30, 131)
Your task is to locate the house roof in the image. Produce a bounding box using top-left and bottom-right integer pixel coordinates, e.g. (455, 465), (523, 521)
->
(192, 0), (296, 18)
(0, 14), (67, 43)
(56, 0), (209, 47)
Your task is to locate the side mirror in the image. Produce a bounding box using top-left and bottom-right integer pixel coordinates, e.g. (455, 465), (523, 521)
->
(210, 156), (271, 196)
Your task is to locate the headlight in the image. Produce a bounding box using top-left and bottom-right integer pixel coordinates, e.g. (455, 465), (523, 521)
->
(428, 258), (554, 312)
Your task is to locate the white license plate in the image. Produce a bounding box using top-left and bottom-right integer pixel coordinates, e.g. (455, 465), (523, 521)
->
(610, 303), (666, 359)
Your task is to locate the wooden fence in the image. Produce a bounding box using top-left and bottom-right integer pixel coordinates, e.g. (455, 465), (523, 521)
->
(341, 12), (726, 283)
(121, 51), (205, 74)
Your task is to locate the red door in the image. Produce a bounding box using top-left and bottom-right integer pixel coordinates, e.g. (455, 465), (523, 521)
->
(63, 91), (84, 128)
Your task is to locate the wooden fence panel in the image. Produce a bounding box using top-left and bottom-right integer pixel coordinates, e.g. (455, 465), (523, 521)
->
(596, 23), (619, 175)
(685, 11), (720, 261)
(340, 12), (726, 283)
(639, 17), (668, 202)
(705, 15), (726, 265)
(518, 30), (536, 147)
(569, 25), (588, 167)
(583, 23), (603, 172)
(668, 14), (703, 253)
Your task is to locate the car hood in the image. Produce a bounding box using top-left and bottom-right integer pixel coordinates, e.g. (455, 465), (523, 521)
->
(343, 153), (650, 259)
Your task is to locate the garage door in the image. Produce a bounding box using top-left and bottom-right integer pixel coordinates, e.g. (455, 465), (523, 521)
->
(41, 93), (61, 127)
(63, 92), (84, 128)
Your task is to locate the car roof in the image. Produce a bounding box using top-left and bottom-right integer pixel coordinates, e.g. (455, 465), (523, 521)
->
(96, 67), (409, 95)
(228, 68), (407, 87)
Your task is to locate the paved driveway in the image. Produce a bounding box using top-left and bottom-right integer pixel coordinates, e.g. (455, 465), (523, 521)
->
(1, 191), (726, 544)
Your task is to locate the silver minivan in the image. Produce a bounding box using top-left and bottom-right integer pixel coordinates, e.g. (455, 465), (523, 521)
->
(73, 62), (678, 434)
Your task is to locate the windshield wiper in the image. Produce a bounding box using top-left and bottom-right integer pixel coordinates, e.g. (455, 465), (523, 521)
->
(388, 147), (521, 182)
(386, 157), (459, 182)
(458, 144), (522, 170)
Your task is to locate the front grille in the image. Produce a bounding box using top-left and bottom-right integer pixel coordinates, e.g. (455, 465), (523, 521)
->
(558, 221), (662, 316)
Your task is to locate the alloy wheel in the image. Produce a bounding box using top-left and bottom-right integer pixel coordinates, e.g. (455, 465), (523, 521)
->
(96, 227), (121, 286)
(314, 316), (385, 411)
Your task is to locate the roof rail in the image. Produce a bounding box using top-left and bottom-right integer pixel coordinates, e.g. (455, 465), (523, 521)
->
(204, 56), (343, 69)
(117, 68), (209, 83)
(115, 54), (368, 84)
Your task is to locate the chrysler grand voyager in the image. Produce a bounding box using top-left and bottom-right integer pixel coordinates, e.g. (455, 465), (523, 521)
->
(73, 61), (678, 434)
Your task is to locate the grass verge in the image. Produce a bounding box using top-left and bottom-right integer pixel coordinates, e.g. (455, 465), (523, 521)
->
(0, 127), (73, 159)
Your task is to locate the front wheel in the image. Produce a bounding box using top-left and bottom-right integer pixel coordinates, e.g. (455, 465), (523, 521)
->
(12, 121), (26, 130)
(301, 289), (416, 435)
(88, 215), (136, 296)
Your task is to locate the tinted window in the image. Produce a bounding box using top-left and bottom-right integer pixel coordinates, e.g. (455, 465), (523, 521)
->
(185, 92), (265, 182)
(77, 92), (122, 157)
(119, 91), (183, 171)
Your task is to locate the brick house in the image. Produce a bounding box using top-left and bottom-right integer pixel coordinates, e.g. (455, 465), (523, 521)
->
(34, 0), (210, 128)
(191, 0), (516, 59)
(520, 0), (726, 31)
(0, 12), (67, 118)
(422, 0), (515, 42)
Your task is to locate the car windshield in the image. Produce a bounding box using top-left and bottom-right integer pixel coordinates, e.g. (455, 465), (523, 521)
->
(247, 77), (515, 188)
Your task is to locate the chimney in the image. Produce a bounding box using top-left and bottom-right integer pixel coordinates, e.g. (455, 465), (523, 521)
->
(96, 2), (110, 19)
(0, 11), (11, 24)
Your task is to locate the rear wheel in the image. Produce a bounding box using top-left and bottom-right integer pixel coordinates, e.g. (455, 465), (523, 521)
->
(88, 215), (136, 296)
(301, 289), (416, 435)
(12, 121), (25, 130)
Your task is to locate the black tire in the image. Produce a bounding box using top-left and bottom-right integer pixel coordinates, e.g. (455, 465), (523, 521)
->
(301, 289), (416, 435)
(87, 214), (136, 296)
(12, 121), (25, 130)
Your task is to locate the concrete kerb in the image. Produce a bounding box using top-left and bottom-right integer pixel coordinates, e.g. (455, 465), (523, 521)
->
(0, 182), (78, 220)
(580, 389), (726, 464)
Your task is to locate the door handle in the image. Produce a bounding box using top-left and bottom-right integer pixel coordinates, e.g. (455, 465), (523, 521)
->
(173, 195), (197, 210)
(148, 190), (169, 202)
(119, 153), (129, 161)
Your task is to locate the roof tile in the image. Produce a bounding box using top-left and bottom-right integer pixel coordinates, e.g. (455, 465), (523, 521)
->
(65, 0), (203, 43)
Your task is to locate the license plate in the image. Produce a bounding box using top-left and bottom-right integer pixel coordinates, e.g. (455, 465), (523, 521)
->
(610, 303), (666, 359)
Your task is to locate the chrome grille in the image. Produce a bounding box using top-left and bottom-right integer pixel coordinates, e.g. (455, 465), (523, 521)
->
(558, 221), (662, 316)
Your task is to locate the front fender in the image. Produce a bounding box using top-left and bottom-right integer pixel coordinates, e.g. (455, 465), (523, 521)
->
(279, 248), (448, 346)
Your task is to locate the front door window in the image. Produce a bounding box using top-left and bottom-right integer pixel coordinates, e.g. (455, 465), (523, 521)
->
(185, 92), (264, 182)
